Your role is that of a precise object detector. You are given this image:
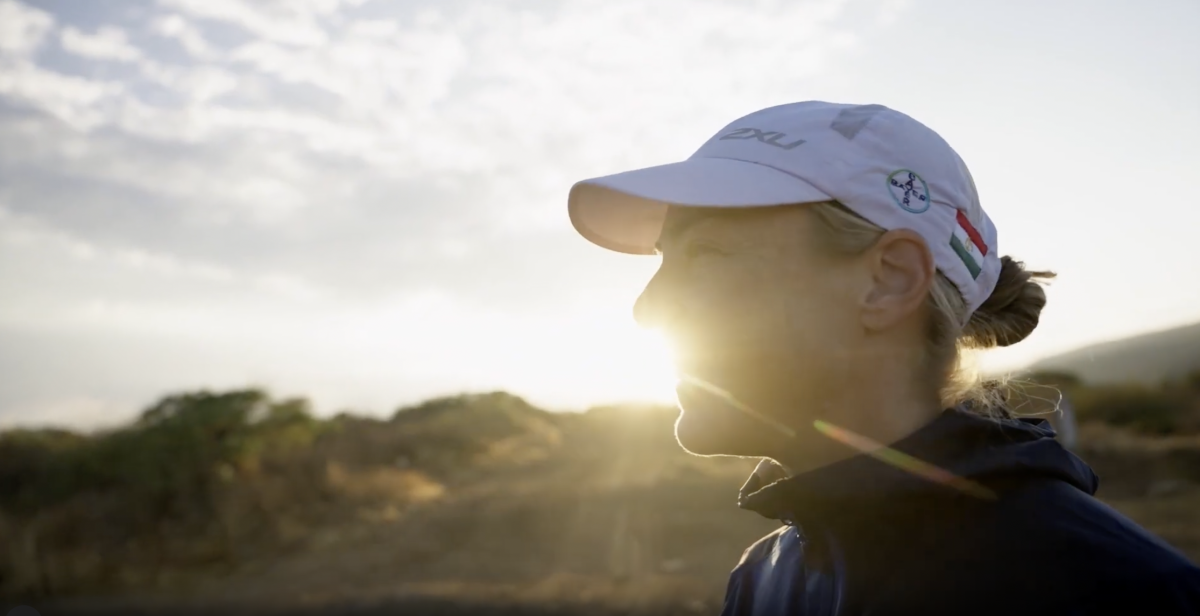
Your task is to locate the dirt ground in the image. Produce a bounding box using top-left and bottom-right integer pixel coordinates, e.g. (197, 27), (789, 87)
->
(16, 418), (1200, 616)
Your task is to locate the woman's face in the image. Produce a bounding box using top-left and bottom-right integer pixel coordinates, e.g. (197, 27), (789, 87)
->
(634, 204), (870, 457)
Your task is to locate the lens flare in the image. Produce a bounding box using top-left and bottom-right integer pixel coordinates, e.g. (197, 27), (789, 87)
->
(677, 374), (796, 438)
(813, 419), (997, 501)
(675, 375), (996, 501)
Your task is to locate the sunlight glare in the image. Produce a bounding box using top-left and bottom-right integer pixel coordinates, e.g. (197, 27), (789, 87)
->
(552, 320), (680, 405)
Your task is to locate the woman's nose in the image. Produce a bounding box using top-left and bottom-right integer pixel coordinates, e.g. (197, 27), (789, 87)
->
(633, 270), (685, 331)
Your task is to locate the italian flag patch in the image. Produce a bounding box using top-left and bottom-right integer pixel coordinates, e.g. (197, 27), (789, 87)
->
(949, 210), (987, 279)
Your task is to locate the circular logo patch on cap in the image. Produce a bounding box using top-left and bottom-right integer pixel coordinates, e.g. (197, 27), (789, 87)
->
(887, 169), (930, 213)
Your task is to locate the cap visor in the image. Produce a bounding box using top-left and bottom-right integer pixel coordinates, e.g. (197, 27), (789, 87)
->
(569, 157), (830, 255)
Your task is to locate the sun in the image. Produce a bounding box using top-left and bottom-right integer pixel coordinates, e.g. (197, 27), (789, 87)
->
(493, 310), (680, 408)
(354, 294), (681, 410)
(565, 320), (679, 405)
(617, 326), (679, 401)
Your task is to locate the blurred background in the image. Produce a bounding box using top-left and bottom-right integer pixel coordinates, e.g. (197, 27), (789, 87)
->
(0, 0), (1197, 614)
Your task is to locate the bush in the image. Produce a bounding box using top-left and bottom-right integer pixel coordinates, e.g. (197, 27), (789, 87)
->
(1011, 370), (1200, 436)
(0, 390), (328, 517)
(1073, 385), (1182, 435)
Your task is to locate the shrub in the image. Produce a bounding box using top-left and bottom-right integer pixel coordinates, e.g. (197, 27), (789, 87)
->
(1073, 385), (1184, 435)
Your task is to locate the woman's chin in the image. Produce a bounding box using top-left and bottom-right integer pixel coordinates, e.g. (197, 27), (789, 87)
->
(673, 406), (758, 457)
(673, 410), (722, 455)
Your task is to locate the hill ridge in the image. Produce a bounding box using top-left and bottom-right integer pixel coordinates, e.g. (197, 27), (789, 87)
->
(1027, 320), (1200, 384)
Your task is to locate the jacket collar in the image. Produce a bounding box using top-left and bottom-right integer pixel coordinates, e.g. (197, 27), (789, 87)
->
(737, 408), (1098, 523)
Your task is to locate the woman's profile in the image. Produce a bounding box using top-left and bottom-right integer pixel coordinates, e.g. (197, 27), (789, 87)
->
(566, 101), (1200, 615)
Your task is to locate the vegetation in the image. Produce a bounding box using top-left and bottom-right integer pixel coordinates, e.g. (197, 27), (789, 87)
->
(0, 389), (561, 597)
(1017, 369), (1200, 435)
(0, 373), (1197, 601)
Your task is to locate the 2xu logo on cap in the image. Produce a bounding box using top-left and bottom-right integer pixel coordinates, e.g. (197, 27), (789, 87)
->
(717, 105), (889, 151)
(717, 127), (805, 150)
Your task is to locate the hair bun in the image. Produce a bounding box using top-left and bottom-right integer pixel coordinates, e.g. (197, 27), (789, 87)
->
(961, 256), (1055, 348)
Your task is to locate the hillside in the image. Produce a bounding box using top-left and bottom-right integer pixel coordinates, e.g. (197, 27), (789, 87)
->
(1028, 321), (1200, 385)
(0, 390), (776, 615)
(3, 386), (1199, 615)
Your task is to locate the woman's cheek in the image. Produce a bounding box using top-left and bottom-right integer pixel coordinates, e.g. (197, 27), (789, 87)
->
(688, 288), (790, 350)
(674, 255), (802, 352)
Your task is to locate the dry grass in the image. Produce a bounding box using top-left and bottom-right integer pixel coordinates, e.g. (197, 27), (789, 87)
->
(6, 405), (1199, 616)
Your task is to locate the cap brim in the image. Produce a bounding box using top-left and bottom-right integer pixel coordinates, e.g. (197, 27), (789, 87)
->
(568, 157), (831, 255)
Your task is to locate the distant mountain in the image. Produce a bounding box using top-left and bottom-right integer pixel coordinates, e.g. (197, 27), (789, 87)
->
(1027, 321), (1200, 384)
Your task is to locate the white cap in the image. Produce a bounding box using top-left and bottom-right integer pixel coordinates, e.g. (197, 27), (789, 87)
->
(568, 101), (1001, 317)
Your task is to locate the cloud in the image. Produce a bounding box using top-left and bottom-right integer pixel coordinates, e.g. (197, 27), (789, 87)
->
(151, 13), (218, 60)
(0, 0), (53, 56)
(60, 26), (143, 62)
(160, 0), (336, 47)
(0, 2), (128, 131)
(0, 0), (908, 422)
(1, 0), (884, 288)
(0, 0), (882, 307)
(0, 63), (124, 130)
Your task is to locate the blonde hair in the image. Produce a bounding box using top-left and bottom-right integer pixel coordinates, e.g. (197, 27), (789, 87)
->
(808, 201), (1055, 416)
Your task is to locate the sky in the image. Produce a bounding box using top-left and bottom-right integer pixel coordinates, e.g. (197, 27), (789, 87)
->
(0, 0), (1197, 430)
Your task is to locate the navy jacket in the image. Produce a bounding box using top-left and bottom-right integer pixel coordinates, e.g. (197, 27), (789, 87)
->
(722, 409), (1200, 615)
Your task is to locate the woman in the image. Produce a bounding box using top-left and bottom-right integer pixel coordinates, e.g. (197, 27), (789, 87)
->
(567, 101), (1200, 615)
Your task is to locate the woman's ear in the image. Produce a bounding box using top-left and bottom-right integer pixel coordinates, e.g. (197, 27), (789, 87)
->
(860, 229), (935, 332)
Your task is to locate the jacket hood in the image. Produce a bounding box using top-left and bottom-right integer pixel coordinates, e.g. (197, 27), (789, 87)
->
(739, 408), (1099, 522)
